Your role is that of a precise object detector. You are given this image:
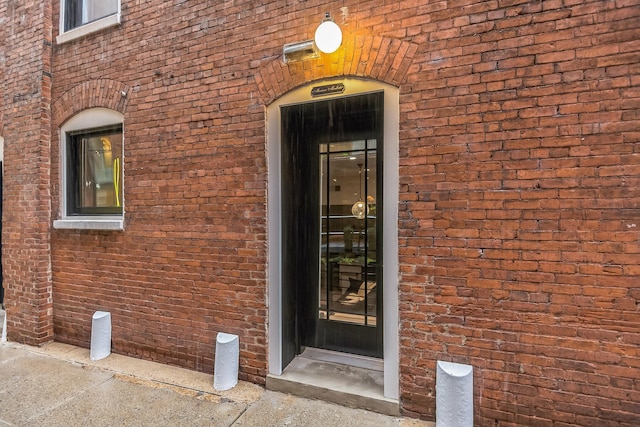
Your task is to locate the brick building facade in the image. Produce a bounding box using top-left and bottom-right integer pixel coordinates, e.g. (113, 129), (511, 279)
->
(1, 0), (639, 424)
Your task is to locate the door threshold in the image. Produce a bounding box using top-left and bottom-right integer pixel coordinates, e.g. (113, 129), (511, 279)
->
(299, 347), (383, 371)
(266, 350), (399, 416)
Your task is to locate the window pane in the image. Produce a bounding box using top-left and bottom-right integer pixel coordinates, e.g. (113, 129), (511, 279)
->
(65, 0), (118, 31)
(68, 126), (122, 215)
(83, 0), (118, 24)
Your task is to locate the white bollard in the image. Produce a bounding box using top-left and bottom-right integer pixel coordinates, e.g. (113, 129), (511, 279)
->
(214, 332), (239, 391)
(90, 311), (112, 361)
(1, 310), (6, 343)
(436, 361), (474, 427)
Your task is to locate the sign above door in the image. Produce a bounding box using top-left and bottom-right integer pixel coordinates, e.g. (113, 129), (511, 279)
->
(311, 83), (345, 97)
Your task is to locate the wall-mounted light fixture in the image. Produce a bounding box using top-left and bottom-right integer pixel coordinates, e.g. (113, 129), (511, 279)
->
(283, 12), (343, 64)
(314, 12), (342, 54)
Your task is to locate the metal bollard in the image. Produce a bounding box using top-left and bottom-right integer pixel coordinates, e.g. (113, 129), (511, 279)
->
(436, 361), (474, 427)
(213, 332), (239, 391)
(90, 311), (112, 361)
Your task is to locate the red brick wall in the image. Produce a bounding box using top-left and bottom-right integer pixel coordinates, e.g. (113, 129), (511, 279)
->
(49, 0), (272, 383)
(1, 0), (54, 345)
(395, 0), (640, 425)
(0, 0), (4, 134)
(3, 0), (638, 424)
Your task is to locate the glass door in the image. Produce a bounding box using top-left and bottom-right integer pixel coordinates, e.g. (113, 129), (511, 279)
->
(281, 91), (384, 360)
(319, 140), (378, 327)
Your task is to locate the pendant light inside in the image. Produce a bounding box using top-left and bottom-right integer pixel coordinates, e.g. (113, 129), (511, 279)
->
(351, 163), (367, 219)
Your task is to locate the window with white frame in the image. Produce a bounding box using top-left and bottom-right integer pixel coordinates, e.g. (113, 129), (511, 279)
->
(54, 108), (124, 230)
(58, 0), (120, 44)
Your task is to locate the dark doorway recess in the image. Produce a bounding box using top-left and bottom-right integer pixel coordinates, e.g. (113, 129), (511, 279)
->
(1, 161), (3, 306)
(280, 92), (384, 370)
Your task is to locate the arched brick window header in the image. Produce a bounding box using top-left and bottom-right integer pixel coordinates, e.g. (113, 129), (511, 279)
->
(52, 79), (129, 128)
(254, 35), (418, 106)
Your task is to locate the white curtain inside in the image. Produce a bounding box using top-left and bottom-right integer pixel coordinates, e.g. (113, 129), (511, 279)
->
(82, 0), (118, 24)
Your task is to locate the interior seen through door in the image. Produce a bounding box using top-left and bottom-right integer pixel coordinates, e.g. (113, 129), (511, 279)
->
(319, 139), (377, 326)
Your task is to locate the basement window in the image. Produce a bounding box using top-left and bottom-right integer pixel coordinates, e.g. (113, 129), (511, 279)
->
(54, 108), (124, 231)
(57, 0), (121, 44)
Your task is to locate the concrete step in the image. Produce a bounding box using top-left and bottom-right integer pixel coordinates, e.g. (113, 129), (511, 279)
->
(266, 349), (400, 417)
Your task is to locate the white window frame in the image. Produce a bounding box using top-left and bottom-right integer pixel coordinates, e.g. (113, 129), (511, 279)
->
(57, 0), (121, 45)
(54, 108), (124, 231)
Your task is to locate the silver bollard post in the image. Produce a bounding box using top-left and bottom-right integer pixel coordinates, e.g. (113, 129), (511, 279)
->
(214, 332), (239, 391)
(90, 311), (111, 361)
(436, 361), (473, 427)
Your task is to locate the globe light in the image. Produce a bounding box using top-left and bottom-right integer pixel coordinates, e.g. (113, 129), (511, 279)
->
(351, 200), (367, 220)
(314, 14), (342, 54)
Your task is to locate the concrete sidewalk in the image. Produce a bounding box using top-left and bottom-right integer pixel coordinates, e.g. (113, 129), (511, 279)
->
(0, 313), (432, 426)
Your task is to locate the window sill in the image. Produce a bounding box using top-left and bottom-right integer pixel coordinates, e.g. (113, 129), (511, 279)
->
(53, 217), (124, 231)
(56, 13), (121, 45)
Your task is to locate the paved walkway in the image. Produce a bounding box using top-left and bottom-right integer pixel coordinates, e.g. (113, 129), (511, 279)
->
(0, 310), (432, 427)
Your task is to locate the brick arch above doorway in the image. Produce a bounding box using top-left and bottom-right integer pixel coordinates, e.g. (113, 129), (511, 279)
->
(52, 79), (130, 127)
(254, 36), (418, 106)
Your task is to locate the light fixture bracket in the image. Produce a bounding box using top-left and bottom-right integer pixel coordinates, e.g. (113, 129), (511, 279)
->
(283, 40), (319, 63)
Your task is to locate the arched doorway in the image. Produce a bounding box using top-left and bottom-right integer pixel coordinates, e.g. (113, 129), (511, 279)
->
(267, 78), (399, 400)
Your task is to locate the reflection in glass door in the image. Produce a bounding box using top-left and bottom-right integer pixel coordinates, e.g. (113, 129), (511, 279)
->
(319, 140), (378, 327)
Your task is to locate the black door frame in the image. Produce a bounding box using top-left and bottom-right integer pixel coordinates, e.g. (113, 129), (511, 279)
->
(280, 92), (384, 365)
